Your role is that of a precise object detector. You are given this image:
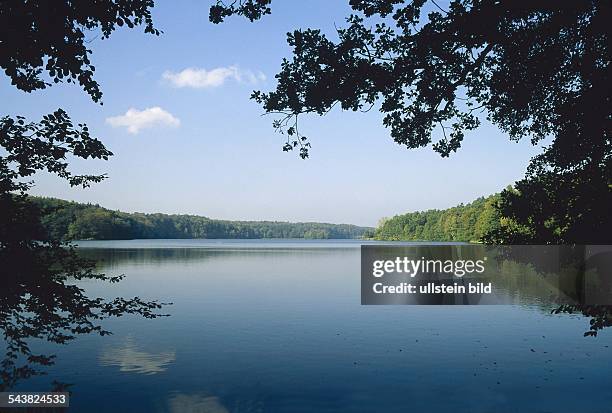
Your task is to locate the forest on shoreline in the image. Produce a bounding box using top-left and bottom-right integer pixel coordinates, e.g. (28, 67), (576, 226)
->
(32, 194), (504, 242)
(373, 194), (501, 242)
(32, 197), (371, 240)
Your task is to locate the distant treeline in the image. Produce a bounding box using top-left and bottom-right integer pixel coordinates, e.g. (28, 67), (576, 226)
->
(32, 197), (371, 240)
(374, 194), (501, 242)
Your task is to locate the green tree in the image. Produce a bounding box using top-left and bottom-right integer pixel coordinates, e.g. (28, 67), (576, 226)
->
(374, 194), (501, 242)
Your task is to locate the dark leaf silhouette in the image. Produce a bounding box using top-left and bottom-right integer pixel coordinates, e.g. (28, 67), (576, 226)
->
(210, 0), (611, 243)
(0, 0), (160, 102)
(0, 112), (168, 390)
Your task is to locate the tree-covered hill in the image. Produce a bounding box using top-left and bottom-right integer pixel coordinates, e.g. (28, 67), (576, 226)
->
(374, 194), (502, 242)
(31, 197), (371, 240)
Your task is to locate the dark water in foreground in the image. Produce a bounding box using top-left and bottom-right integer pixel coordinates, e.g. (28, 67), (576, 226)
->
(9, 240), (612, 412)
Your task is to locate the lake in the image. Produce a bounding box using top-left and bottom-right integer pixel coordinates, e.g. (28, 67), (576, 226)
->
(7, 239), (612, 412)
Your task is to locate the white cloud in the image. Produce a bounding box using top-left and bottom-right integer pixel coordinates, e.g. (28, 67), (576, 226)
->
(106, 107), (180, 134)
(162, 66), (266, 88)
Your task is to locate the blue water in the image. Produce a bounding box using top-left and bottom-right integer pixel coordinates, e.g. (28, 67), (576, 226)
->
(10, 240), (612, 412)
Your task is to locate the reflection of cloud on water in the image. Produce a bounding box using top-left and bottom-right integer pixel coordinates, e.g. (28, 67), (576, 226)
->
(168, 394), (230, 413)
(98, 337), (175, 375)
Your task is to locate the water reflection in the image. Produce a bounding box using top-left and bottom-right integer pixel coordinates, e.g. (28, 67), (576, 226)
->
(78, 245), (359, 269)
(79, 242), (612, 315)
(360, 244), (612, 334)
(99, 336), (175, 375)
(0, 239), (168, 391)
(494, 244), (612, 336)
(167, 394), (230, 413)
(2, 240), (612, 412)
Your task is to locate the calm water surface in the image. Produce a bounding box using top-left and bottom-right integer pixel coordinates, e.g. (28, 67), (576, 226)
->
(12, 240), (612, 412)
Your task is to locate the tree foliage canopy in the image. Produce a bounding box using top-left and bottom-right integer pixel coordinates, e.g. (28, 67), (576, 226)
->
(209, 0), (272, 24)
(212, 0), (609, 158)
(32, 196), (371, 241)
(0, 0), (159, 102)
(211, 0), (611, 244)
(374, 193), (501, 242)
(0, 109), (112, 193)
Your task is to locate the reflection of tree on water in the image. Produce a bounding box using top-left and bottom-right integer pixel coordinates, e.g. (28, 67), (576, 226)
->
(78, 246), (352, 269)
(370, 245), (612, 335)
(0, 219), (169, 390)
(552, 247), (612, 337)
(0, 112), (169, 391)
(493, 245), (612, 337)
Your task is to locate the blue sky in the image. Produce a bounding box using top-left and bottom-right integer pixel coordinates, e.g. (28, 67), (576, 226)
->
(1, 1), (540, 227)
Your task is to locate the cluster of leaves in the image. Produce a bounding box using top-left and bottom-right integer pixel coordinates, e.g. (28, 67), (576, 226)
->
(209, 0), (272, 24)
(0, 0), (159, 102)
(554, 305), (612, 338)
(484, 160), (612, 244)
(0, 109), (112, 189)
(216, 1), (605, 157)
